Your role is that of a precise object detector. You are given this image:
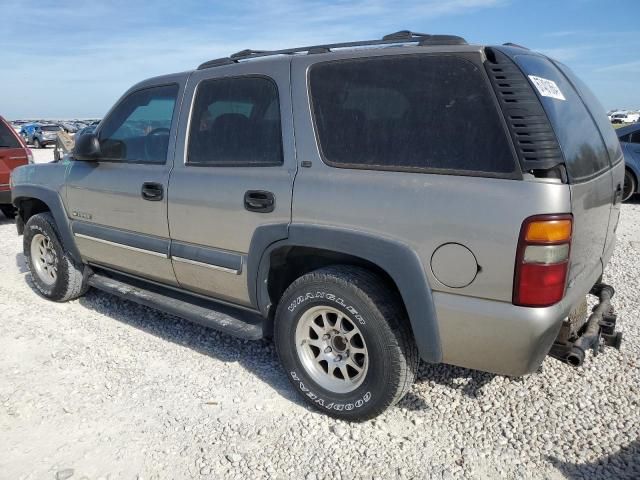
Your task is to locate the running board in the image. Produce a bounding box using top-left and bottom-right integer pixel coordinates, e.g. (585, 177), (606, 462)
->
(87, 272), (264, 340)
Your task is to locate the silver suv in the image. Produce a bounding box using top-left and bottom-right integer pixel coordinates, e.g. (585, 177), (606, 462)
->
(10, 32), (624, 420)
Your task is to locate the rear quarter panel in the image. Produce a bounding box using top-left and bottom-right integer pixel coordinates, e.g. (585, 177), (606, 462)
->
(290, 51), (572, 303)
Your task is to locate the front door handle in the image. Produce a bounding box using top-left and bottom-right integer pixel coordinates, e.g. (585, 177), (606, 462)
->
(244, 190), (275, 213)
(141, 182), (164, 201)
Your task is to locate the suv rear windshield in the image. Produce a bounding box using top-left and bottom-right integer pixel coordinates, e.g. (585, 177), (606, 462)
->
(513, 55), (612, 182)
(309, 55), (517, 176)
(0, 122), (21, 148)
(41, 125), (61, 132)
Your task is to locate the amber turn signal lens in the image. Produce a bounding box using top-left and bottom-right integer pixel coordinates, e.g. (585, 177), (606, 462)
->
(525, 220), (572, 243)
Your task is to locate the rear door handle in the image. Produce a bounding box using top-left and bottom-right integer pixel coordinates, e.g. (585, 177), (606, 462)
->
(141, 182), (164, 201)
(244, 190), (275, 213)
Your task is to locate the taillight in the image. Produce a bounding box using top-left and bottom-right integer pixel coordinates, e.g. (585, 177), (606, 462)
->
(513, 214), (572, 307)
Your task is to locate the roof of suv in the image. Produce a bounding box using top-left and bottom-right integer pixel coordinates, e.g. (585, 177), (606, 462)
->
(197, 30), (474, 70)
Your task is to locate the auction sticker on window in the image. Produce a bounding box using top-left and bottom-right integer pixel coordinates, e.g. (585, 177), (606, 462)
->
(528, 75), (566, 101)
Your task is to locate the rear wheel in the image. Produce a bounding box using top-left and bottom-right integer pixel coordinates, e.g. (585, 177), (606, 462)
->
(34, 138), (41, 149)
(623, 169), (636, 202)
(24, 212), (88, 301)
(274, 266), (418, 421)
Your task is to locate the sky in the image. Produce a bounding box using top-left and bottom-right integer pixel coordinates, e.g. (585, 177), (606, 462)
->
(0, 0), (638, 119)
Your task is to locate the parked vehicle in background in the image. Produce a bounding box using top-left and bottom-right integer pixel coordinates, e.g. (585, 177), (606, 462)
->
(0, 116), (32, 218)
(10, 32), (624, 420)
(611, 112), (640, 124)
(19, 123), (38, 144)
(59, 122), (79, 134)
(617, 123), (640, 201)
(32, 124), (63, 148)
(53, 130), (76, 162)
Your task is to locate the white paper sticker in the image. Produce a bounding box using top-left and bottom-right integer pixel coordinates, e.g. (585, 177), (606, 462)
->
(528, 75), (566, 101)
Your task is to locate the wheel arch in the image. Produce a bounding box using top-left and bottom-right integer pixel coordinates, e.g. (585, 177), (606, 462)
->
(248, 224), (442, 363)
(12, 185), (82, 264)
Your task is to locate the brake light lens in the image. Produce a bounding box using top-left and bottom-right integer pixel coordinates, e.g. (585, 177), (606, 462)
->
(513, 214), (572, 307)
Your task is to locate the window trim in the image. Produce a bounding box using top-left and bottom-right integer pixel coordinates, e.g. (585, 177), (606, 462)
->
(95, 82), (180, 166)
(184, 74), (285, 168)
(307, 53), (521, 179)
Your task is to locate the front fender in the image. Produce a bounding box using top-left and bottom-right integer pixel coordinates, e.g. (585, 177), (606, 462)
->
(12, 184), (82, 264)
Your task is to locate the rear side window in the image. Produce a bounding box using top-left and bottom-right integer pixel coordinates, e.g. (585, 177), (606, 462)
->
(513, 55), (610, 181)
(187, 76), (283, 166)
(553, 60), (623, 165)
(0, 122), (21, 149)
(309, 55), (516, 175)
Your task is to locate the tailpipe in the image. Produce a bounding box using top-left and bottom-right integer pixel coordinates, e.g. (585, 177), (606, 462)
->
(549, 283), (621, 367)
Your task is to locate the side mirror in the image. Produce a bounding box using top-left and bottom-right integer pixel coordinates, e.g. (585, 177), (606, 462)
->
(73, 133), (101, 161)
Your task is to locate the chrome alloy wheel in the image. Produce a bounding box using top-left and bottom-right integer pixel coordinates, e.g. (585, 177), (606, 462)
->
(295, 305), (369, 393)
(30, 233), (58, 286)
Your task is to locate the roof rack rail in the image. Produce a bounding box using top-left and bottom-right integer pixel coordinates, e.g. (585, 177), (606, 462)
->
(502, 42), (529, 50)
(197, 30), (468, 70)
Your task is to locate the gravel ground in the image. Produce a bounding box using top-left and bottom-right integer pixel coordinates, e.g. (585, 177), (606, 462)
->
(1, 170), (639, 479)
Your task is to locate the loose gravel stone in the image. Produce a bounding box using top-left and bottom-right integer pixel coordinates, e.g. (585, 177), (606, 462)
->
(0, 176), (639, 478)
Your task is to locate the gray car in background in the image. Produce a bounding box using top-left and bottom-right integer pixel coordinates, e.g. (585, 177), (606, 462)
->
(10, 31), (625, 420)
(32, 123), (63, 148)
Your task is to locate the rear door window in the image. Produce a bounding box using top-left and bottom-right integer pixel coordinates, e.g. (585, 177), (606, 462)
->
(187, 76), (283, 166)
(309, 55), (517, 176)
(513, 55), (610, 181)
(0, 122), (21, 149)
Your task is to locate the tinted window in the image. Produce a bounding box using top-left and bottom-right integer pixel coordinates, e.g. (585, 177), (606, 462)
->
(553, 61), (623, 165)
(619, 133), (631, 143)
(41, 125), (61, 132)
(513, 55), (610, 181)
(0, 122), (21, 149)
(309, 55), (516, 174)
(630, 131), (640, 144)
(98, 84), (178, 164)
(187, 77), (283, 166)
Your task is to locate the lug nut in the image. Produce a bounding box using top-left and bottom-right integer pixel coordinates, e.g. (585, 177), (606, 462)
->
(334, 355), (342, 362)
(324, 346), (332, 353)
(322, 334), (330, 340)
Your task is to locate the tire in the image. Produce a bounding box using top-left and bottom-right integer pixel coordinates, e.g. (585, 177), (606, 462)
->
(24, 212), (88, 301)
(274, 265), (418, 421)
(0, 205), (16, 219)
(622, 169), (636, 202)
(34, 138), (41, 149)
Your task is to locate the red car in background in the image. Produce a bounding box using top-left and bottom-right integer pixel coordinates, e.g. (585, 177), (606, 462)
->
(0, 116), (32, 218)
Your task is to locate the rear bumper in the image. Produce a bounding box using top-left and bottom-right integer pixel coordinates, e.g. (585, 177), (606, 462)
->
(434, 258), (605, 376)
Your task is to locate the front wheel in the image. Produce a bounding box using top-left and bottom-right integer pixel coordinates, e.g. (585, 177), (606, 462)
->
(623, 169), (636, 202)
(274, 266), (418, 421)
(33, 138), (41, 149)
(24, 212), (88, 301)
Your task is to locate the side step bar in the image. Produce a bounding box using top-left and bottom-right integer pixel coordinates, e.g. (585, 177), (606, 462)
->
(87, 272), (265, 340)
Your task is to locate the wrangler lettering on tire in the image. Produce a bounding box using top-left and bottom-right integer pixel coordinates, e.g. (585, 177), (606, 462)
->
(274, 266), (419, 421)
